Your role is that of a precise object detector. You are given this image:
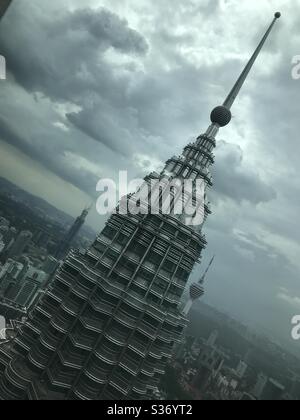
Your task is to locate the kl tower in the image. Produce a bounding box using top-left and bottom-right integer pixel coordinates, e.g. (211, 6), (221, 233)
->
(183, 256), (215, 315)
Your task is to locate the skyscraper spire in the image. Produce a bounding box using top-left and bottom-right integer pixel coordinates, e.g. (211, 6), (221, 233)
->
(199, 255), (215, 285)
(0, 0), (12, 20)
(54, 207), (90, 260)
(210, 12), (281, 129)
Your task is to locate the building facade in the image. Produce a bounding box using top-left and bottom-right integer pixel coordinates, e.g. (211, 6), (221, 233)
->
(0, 142), (209, 399)
(0, 13), (281, 400)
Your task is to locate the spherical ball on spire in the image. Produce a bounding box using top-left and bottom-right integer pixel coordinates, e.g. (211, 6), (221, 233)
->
(274, 12), (281, 19)
(210, 106), (232, 127)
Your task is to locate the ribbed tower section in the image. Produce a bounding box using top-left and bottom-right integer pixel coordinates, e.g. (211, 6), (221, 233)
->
(0, 129), (214, 400)
(0, 12), (281, 400)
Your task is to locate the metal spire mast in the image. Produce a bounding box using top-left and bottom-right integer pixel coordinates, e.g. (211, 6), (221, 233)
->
(0, 0), (12, 20)
(209, 12), (281, 129)
(199, 256), (215, 285)
(223, 12), (281, 110)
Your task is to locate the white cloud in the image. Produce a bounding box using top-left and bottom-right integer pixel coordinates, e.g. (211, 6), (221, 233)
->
(53, 121), (70, 132)
(277, 292), (300, 309)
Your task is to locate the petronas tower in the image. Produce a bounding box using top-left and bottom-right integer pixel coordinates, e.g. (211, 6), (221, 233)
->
(0, 13), (281, 400)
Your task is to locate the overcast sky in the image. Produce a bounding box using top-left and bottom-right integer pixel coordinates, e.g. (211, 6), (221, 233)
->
(0, 0), (299, 353)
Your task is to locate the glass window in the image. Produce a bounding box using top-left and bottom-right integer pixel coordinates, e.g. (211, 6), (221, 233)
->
(94, 241), (106, 253)
(106, 249), (119, 261)
(96, 263), (109, 277)
(162, 223), (177, 236)
(131, 285), (146, 298)
(147, 251), (163, 267)
(175, 267), (189, 281)
(139, 268), (154, 282)
(149, 216), (162, 228)
(128, 241), (147, 258)
(102, 226), (116, 240)
(115, 233), (129, 246)
(177, 232), (189, 244)
(163, 260), (176, 274)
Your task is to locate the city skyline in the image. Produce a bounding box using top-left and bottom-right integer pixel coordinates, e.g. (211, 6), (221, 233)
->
(0, 0), (299, 358)
(0, 12), (285, 400)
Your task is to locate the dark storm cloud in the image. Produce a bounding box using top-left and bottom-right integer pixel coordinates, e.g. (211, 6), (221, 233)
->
(0, 0), (288, 210)
(0, 2), (153, 162)
(0, 114), (100, 195)
(68, 8), (148, 54)
(0, 0), (282, 207)
(0, 6), (148, 98)
(212, 141), (277, 204)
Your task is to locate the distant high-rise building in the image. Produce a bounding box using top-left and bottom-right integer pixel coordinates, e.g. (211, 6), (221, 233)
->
(0, 259), (24, 296)
(207, 330), (219, 348)
(12, 267), (47, 307)
(0, 218), (9, 228)
(0, 235), (5, 254)
(41, 256), (60, 291)
(2, 227), (17, 251)
(42, 256), (59, 276)
(253, 373), (267, 399)
(183, 256), (214, 315)
(0, 226), (8, 241)
(193, 333), (225, 393)
(0, 258), (47, 308)
(253, 375), (285, 401)
(54, 208), (89, 260)
(290, 377), (300, 400)
(0, 0), (12, 19)
(0, 226), (8, 236)
(8, 230), (32, 259)
(262, 379), (285, 401)
(236, 361), (248, 379)
(0, 13), (281, 400)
